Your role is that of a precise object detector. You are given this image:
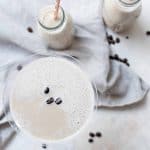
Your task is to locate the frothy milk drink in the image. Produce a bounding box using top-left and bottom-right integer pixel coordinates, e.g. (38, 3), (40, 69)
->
(10, 57), (94, 142)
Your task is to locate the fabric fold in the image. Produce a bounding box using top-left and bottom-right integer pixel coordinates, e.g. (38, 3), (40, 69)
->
(97, 60), (149, 107)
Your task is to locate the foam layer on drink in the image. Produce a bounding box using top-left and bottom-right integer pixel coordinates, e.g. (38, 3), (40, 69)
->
(39, 5), (63, 29)
(10, 57), (94, 141)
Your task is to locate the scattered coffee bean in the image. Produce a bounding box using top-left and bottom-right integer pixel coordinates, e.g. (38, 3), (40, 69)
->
(17, 65), (23, 71)
(42, 144), (47, 149)
(114, 54), (119, 60)
(96, 132), (102, 138)
(109, 56), (114, 59)
(126, 36), (129, 39)
(107, 35), (115, 45)
(27, 27), (33, 33)
(44, 87), (50, 94)
(107, 35), (113, 41)
(112, 41), (115, 45)
(46, 97), (54, 105)
(146, 31), (150, 36)
(109, 55), (130, 67)
(123, 58), (128, 63)
(116, 37), (120, 43)
(89, 132), (95, 138)
(88, 138), (94, 143)
(72, 56), (79, 59)
(126, 62), (130, 67)
(108, 40), (112, 45)
(107, 35), (121, 45)
(55, 97), (63, 105)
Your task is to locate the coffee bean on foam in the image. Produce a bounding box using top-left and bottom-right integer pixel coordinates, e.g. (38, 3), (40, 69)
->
(44, 87), (50, 94)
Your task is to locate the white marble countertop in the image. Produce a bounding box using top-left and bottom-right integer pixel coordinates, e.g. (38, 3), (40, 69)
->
(1, 0), (150, 149)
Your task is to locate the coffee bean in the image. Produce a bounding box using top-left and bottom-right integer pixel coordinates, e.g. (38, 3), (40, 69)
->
(114, 54), (119, 60)
(126, 62), (130, 67)
(146, 31), (150, 36)
(108, 40), (115, 44)
(46, 97), (54, 105)
(55, 97), (63, 105)
(17, 65), (23, 71)
(27, 27), (33, 33)
(72, 56), (79, 59)
(109, 56), (114, 59)
(89, 132), (95, 138)
(123, 58), (128, 63)
(126, 36), (129, 39)
(96, 132), (102, 138)
(107, 38), (113, 43)
(108, 40), (112, 45)
(42, 144), (47, 149)
(88, 138), (94, 143)
(107, 35), (115, 45)
(44, 87), (50, 94)
(107, 35), (113, 41)
(111, 41), (115, 45)
(116, 38), (120, 43)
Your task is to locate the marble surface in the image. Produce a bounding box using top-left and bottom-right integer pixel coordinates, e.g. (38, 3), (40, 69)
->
(1, 0), (150, 149)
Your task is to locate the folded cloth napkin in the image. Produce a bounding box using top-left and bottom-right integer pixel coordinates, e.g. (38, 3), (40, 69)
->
(0, 0), (149, 149)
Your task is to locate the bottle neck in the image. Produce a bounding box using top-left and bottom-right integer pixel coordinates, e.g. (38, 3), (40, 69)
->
(38, 7), (65, 30)
(119, 0), (141, 7)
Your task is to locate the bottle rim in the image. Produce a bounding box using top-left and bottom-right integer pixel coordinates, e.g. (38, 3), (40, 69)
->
(38, 7), (65, 30)
(119, 0), (141, 6)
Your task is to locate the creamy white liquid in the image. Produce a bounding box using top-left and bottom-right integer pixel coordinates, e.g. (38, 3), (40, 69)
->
(103, 0), (142, 32)
(39, 5), (63, 29)
(38, 5), (74, 50)
(10, 57), (94, 142)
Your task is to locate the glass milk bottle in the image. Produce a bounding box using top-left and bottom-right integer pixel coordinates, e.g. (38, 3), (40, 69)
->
(38, 5), (74, 50)
(103, 0), (142, 33)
